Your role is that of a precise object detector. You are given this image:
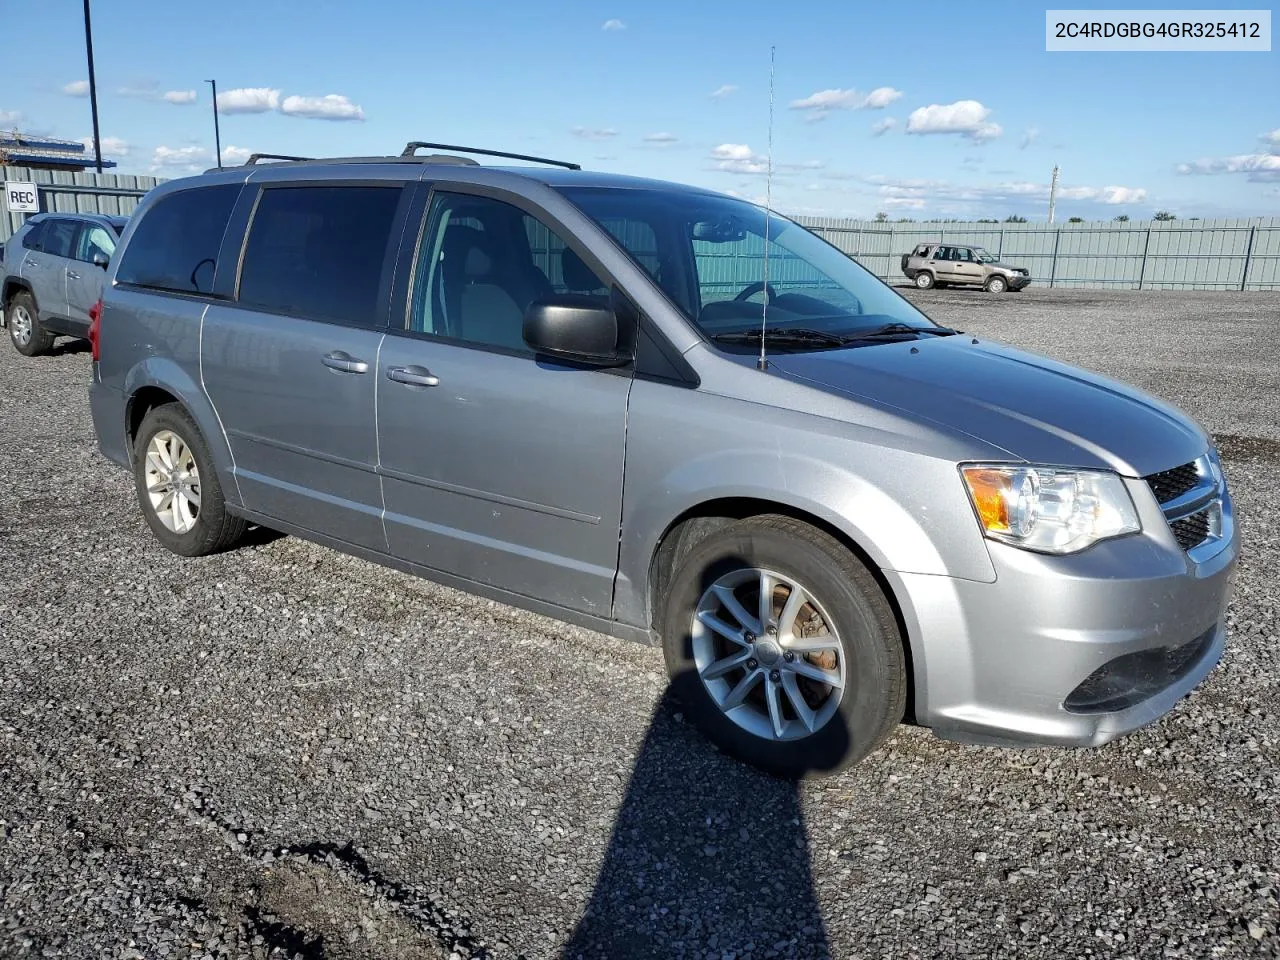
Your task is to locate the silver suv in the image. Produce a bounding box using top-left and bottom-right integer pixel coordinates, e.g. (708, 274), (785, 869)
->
(1, 212), (126, 355)
(88, 143), (1236, 777)
(901, 242), (1031, 292)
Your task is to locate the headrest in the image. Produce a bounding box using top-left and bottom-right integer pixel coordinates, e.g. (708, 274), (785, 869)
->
(561, 247), (601, 292)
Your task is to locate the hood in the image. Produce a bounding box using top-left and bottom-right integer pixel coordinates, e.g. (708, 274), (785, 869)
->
(990, 262), (1025, 272)
(769, 335), (1206, 476)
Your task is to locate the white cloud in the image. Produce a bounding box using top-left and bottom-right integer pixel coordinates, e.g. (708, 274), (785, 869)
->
(853, 173), (1146, 214)
(151, 144), (212, 172)
(1265, 129), (1280, 152)
(711, 143), (768, 175)
(871, 117), (898, 136)
(572, 126), (618, 141)
(0, 109), (22, 126)
(862, 87), (903, 109)
(710, 84), (738, 99)
(164, 90), (197, 105)
(1176, 154), (1280, 180)
(222, 145), (253, 165)
(79, 136), (130, 158)
(643, 132), (678, 144)
(63, 80), (90, 97)
(790, 86), (902, 121)
(280, 93), (365, 121)
(216, 87), (280, 114)
(906, 100), (1002, 141)
(1020, 127), (1040, 150)
(601, 18), (626, 30)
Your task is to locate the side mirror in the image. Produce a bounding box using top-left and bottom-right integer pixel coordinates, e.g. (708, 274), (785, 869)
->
(523, 295), (624, 365)
(92, 251), (109, 269)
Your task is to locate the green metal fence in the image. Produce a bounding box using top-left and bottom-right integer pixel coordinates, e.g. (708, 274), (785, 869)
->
(792, 216), (1280, 291)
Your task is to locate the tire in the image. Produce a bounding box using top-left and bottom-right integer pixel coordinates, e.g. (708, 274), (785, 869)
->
(132, 403), (248, 557)
(7, 290), (54, 357)
(984, 275), (1008, 294)
(914, 272), (935, 290)
(660, 515), (906, 779)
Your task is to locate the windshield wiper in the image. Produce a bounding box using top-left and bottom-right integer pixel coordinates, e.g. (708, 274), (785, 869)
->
(712, 328), (849, 348)
(851, 322), (958, 339)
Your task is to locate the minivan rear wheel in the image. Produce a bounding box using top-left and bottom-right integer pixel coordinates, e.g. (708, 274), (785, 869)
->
(914, 272), (935, 290)
(7, 291), (54, 357)
(132, 404), (247, 557)
(661, 515), (906, 778)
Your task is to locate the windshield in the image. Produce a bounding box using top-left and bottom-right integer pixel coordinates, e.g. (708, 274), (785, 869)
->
(559, 187), (935, 340)
(974, 248), (998, 263)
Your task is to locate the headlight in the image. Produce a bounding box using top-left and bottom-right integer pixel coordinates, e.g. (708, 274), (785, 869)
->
(960, 464), (1140, 554)
(1206, 447), (1225, 488)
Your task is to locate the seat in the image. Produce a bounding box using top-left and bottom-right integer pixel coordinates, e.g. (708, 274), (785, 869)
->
(440, 226), (531, 351)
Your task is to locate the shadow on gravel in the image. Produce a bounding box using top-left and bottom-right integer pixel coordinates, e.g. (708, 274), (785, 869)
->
(49, 338), (91, 356)
(562, 687), (834, 959)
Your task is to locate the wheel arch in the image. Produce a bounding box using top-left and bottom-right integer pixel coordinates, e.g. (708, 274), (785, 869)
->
(121, 360), (240, 506)
(644, 496), (919, 723)
(2, 277), (34, 308)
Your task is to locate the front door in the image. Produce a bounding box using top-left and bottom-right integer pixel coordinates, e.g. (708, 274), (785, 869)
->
(377, 189), (631, 617)
(201, 181), (408, 550)
(950, 247), (985, 286)
(65, 221), (116, 332)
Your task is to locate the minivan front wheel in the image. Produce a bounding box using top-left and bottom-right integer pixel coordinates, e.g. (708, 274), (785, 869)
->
(661, 516), (906, 778)
(132, 404), (247, 557)
(8, 291), (54, 357)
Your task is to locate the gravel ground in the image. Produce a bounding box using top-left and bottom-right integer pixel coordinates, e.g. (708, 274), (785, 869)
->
(1, 288), (1278, 959)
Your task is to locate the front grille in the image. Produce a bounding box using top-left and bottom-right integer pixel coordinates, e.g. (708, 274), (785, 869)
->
(1171, 510), (1212, 550)
(1064, 625), (1218, 714)
(1145, 462), (1201, 504)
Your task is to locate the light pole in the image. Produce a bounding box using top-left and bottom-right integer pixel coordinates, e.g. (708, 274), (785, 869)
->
(82, 0), (103, 173)
(206, 79), (223, 169)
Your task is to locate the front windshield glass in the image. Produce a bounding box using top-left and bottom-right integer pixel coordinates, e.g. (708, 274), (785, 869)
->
(974, 248), (998, 263)
(559, 187), (935, 339)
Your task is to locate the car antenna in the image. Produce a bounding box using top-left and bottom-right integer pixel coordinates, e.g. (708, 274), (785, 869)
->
(757, 45), (776, 372)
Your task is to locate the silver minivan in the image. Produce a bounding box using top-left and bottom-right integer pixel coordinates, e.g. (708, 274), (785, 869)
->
(87, 144), (1237, 777)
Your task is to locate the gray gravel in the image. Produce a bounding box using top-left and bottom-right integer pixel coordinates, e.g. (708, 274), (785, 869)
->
(1, 289), (1278, 959)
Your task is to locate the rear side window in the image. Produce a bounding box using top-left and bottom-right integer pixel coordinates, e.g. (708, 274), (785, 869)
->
(22, 222), (47, 251)
(115, 184), (240, 294)
(41, 220), (78, 258)
(237, 185), (402, 328)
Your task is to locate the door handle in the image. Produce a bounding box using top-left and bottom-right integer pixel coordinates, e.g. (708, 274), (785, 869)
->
(386, 365), (440, 388)
(24, 257), (37, 268)
(67, 269), (81, 280)
(321, 351), (369, 374)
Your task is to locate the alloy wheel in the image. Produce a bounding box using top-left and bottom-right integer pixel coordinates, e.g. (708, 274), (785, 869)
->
(691, 567), (847, 741)
(143, 430), (201, 534)
(10, 305), (32, 346)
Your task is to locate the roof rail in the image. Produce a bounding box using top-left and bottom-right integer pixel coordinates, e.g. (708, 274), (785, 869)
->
(401, 141), (580, 171)
(244, 152), (314, 165)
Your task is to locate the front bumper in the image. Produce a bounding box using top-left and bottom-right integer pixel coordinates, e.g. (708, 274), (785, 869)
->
(890, 478), (1237, 748)
(1007, 274), (1032, 290)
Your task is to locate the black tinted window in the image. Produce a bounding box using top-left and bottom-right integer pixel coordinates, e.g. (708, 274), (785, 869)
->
(44, 221), (78, 258)
(238, 185), (402, 327)
(116, 184), (240, 294)
(21, 222), (45, 251)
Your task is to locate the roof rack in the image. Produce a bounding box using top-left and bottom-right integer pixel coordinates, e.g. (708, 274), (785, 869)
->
(244, 152), (315, 165)
(401, 141), (580, 171)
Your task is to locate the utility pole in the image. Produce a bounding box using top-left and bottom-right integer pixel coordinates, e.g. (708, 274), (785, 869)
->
(82, 0), (103, 173)
(1047, 163), (1060, 224)
(206, 79), (223, 169)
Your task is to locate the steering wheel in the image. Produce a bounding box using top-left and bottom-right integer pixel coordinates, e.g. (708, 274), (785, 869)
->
(733, 280), (778, 303)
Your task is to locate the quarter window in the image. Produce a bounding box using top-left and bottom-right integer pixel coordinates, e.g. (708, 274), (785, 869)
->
(237, 185), (403, 328)
(409, 193), (605, 352)
(115, 184), (240, 294)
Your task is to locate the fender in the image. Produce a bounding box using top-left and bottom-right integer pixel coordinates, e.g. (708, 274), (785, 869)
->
(121, 354), (242, 507)
(613, 444), (998, 631)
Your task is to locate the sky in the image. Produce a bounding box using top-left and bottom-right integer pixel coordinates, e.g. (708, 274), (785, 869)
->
(3, 0), (1277, 221)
